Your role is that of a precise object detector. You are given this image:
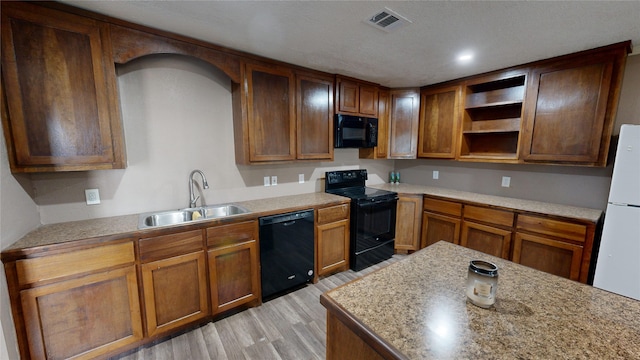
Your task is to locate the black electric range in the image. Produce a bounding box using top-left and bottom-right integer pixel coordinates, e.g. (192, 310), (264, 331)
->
(325, 169), (398, 271)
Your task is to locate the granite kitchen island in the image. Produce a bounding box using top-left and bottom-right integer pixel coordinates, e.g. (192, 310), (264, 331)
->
(320, 241), (640, 359)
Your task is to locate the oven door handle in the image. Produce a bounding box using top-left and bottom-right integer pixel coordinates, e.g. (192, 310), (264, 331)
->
(357, 197), (398, 207)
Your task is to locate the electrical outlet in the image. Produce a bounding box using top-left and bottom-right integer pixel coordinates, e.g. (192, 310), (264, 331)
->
(85, 189), (101, 205)
(264, 176), (271, 186)
(271, 176), (278, 186)
(501, 176), (511, 188)
(299, 174), (304, 184)
(433, 170), (439, 180)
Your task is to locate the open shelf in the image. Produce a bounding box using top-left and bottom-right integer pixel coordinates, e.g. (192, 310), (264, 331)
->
(459, 73), (526, 160)
(460, 132), (519, 157)
(465, 85), (525, 109)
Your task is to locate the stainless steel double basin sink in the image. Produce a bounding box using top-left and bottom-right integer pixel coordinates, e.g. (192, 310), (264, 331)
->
(138, 204), (250, 229)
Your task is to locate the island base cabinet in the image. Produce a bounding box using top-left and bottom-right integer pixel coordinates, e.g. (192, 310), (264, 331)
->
(20, 265), (143, 360)
(141, 251), (209, 338)
(326, 312), (386, 360)
(513, 233), (583, 281)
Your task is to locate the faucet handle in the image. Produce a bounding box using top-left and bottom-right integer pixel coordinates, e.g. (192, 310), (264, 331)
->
(190, 195), (200, 208)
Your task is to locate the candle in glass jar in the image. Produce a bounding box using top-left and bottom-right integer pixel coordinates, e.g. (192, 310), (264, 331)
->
(466, 260), (498, 308)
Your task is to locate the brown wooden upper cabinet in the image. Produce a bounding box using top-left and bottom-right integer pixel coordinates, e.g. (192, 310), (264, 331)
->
(335, 75), (379, 117)
(1, 2), (126, 172)
(418, 84), (462, 159)
(233, 63), (335, 164)
(233, 62), (296, 164)
(520, 42), (630, 166)
(296, 72), (334, 160)
(388, 88), (421, 159)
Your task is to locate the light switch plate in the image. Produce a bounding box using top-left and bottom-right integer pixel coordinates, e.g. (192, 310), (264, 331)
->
(85, 189), (101, 205)
(271, 176), (278, 186)
(264, 176), (270, 186)
(299, 174), (304, 184)
(433, 170), (439, 180)
(501, 176), (511, 188)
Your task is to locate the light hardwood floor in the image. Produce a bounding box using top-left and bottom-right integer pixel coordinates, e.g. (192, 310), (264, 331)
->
(113, 255), (405, 360)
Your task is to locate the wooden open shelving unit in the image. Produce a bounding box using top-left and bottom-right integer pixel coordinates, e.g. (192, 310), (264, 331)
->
(459, 73), (527, 161)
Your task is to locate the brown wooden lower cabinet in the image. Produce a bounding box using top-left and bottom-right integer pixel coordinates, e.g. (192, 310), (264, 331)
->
(460, 205), (514, 259)
(139, 230), (209, 338)
(316, 204), (350, 277)
(513, 213), (591, 282)
(207, 221), (261, 315)
(421, 196), (463, 248)
(394, 194), (423, 252)
(15, 242), (143, 360)
(512, 233), (583, 281)
(421, 212), (461, 248)
(460, 222), (512, 259)
(141, 251), (209, 337)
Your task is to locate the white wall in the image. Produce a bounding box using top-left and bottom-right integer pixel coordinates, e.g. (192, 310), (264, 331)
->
(0, 121), (40, 359)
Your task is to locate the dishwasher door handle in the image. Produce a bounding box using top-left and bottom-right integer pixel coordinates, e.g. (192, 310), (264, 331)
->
(282, 220), (297, 226)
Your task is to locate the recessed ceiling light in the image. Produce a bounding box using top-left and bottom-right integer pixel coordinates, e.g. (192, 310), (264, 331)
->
(457, 52), (474, 63)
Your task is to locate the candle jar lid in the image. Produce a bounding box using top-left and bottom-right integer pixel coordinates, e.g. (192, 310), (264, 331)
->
(469, 260), (498, 277)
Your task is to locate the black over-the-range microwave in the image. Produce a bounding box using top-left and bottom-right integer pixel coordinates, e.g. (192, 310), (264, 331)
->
(334, 114), (378, 148)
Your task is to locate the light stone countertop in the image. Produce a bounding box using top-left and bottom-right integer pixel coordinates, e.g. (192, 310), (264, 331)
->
(3, 192), (348, 255)
(321, 241), (640, 359)
(372, 183), (603, 223)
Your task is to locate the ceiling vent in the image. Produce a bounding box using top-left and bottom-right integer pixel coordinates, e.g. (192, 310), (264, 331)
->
(365, 8), (412, 33)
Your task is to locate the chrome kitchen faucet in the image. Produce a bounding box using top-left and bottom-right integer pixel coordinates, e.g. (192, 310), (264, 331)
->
(189, 169), (209, 208)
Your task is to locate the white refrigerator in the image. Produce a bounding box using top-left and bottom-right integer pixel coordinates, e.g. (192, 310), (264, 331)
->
(593, 124), (640, 300)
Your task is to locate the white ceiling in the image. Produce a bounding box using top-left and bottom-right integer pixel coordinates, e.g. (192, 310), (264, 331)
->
(65, 1), (640, 88)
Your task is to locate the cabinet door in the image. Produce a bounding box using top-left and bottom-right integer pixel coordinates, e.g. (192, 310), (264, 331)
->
(359, 85), (379, 117)
(395, 194), (423, 251)
(297, 73), (334, 160)
(141, 251), (209, 337)
(460, 222), (512, 259)
(338, 79), (360, 114)
(317, 219), (350, 276)
(421, 212), (461, 248)
(389, 89), (420, 159)
(521, 56), (615, 165)
(208, 240), (260, 315)
(20, 266), (143, 360)
(418, 85), (461, 158)
(245, 63), (296, 162)
(513, 233), (583, 281)
(1, 2), (125, 172)
(317, 204), (350, 277)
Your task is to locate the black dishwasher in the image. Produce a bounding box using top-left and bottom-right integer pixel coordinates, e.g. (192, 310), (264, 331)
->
(259, 209), (315, 300)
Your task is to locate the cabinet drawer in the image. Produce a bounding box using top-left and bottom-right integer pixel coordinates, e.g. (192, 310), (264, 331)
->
(317, 204), (349, 225)
(139, 230), (203, 262)
(464, 205), (514, 228)
(517, 214), (587, 243)
(16, 242), (135, 286)
(423, 197), (462, 217)
(207, 220), (258, 248)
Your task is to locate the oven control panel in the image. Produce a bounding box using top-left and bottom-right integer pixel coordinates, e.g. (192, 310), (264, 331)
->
(326, 169), (367, 185)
